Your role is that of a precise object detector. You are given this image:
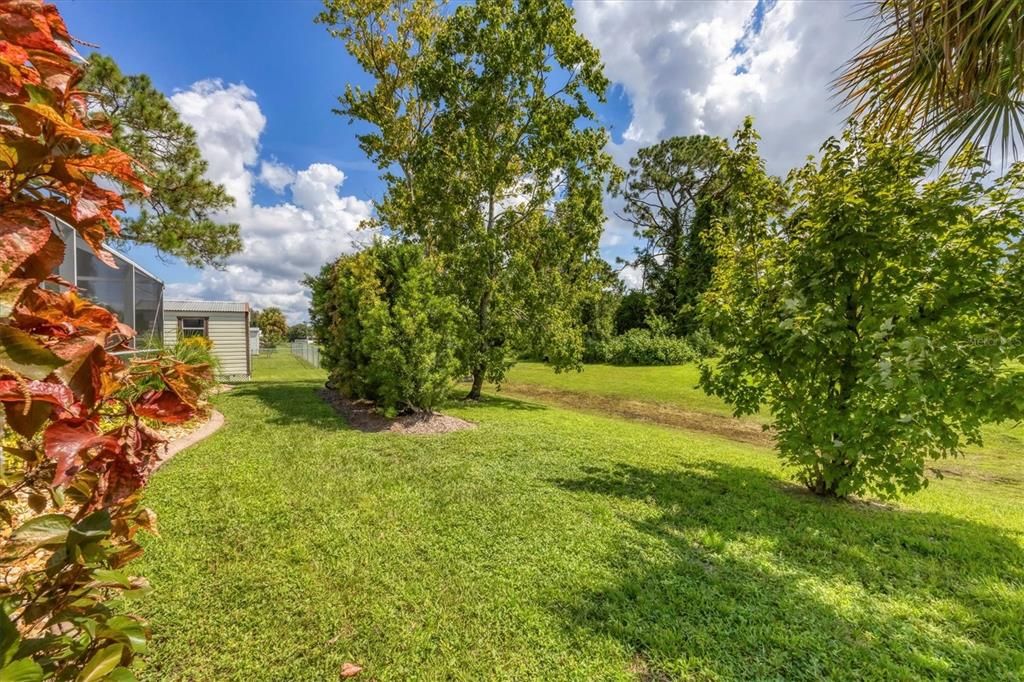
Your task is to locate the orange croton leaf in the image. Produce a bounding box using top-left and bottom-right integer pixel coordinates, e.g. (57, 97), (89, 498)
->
(0, 206), (53, 283)
(0, 377), (75, 408)
(11, 229), (66, 284)
(133, 389), (196, 425)
(43, 416), (116, 486)
(8, 101), (107, 144)
(0, 1), (68, 54)
(58, 148), (149, 194)
(0, 378), (78, 436)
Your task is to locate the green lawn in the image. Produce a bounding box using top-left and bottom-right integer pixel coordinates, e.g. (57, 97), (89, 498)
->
(505, 361), (1024, 483)
(134, 354), (1023, 680)
(506, 361), (743, 418)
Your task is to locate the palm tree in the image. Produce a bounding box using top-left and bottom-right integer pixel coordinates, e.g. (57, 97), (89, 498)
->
(835, 0), (1024, 159)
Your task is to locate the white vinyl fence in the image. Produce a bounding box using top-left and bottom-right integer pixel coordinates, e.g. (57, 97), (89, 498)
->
(290, 339), (322, 368)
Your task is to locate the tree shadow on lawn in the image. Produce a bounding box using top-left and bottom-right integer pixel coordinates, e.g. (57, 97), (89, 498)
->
(231, 382), (546, 432)
(551, 461), (1024, 680)
(228, 380), (355, 430)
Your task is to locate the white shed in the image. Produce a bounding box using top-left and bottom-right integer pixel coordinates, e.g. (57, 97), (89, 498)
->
(162, 300), (252, 381)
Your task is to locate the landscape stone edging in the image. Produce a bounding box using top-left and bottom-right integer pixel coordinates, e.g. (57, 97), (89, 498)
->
(153, 409), (225, 472)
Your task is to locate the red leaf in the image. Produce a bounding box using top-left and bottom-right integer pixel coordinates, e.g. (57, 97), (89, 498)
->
(0, 378), (76, 409)
(58, 148), (148, 194)
(134, 390), (195, 424)
(43, 417), (114, 486)
(0, 207), (53, 283)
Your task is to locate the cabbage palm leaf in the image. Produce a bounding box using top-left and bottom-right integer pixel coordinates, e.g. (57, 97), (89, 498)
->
(835, 0), (1024, 159)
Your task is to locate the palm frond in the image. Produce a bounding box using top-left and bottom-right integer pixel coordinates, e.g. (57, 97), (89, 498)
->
(834, 0), (1024, 160)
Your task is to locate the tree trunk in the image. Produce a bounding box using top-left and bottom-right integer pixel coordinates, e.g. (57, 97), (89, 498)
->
(465, 283), (493, 401)
(466, 366), (485, 401)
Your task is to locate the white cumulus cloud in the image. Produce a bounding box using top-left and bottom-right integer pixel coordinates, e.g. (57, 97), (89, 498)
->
(575, 0), (869, 262)
(167, 81), (373, 322)
(258, 159), (296, 194)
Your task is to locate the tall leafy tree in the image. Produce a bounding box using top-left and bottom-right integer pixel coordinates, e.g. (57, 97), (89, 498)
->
(701, 119), (1024, 500)
(835, 0), (1024, 159)
(255, 307), (288, 346)
(81, 54), (242, 266)
(320, 0), (618, 398)
(579, 259), (622, 361)
(618, 135), (731, 336)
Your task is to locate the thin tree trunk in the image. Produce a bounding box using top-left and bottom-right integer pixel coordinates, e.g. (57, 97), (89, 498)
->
(465, 285), (493, 400)
(466, 194), (497, 401)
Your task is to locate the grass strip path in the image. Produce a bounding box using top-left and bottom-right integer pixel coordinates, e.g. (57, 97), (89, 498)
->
(134, 354), (1023, 681)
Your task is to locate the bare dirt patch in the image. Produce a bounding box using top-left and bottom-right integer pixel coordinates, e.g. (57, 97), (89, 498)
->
(317, 388), (476, 435)
(499, 383), (773, 447)
(927, 465), (1021, 486)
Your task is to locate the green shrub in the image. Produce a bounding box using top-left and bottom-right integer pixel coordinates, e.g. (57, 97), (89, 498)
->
(595, 329), (696, 366)
(308, 241), (462, 415)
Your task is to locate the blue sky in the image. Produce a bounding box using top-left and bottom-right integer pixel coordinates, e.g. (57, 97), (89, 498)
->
(58, 1), (377, 281)
(56, 0), (864, 321)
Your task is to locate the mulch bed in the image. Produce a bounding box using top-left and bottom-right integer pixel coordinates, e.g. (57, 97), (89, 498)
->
(316, 388), (476, 434)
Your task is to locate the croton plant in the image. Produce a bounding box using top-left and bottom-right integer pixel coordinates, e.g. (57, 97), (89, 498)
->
(0, 1), (211, 679)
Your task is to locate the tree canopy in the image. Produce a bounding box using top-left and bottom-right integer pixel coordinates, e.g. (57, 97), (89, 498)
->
(618, 135), (731, 336)
(835, 0), (1024, 159)
(320, 0), (618, 398)
(255, 307), (288, 346)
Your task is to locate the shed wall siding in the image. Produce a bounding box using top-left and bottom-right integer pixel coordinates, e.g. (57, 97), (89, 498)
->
(162, 310), (250, 378)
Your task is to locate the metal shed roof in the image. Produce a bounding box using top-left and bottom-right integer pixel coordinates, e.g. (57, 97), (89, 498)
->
(164, 299), (249, 313)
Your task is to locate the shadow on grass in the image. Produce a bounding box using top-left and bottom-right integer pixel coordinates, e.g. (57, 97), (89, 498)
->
(464, 392), (549, 412)
(228, 380), (354, 430)
(551, 461), (1024, 680)
(230, 380), (545, 430)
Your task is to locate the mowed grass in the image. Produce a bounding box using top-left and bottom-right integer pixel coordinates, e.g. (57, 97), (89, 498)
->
(505, 361), (1024, 483)
(134, 354), (1023, 680)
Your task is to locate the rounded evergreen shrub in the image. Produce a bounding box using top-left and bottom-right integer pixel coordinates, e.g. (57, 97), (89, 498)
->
(308, 241), (462, 415)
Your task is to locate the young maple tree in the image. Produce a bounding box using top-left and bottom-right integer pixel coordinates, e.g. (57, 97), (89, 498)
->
(701, 119), (1024, 499)
(0, 2), (210, 677)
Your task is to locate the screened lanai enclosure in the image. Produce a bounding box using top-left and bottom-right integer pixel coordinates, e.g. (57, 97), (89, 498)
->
(51, 215), (164, 347)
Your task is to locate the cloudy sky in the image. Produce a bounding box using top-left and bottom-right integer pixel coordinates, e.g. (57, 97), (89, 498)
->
(58, 0), (869, 321)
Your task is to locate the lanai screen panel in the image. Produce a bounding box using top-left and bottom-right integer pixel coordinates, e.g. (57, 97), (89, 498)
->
(134, 270), (163, 345)
(75, 237), (133, 328)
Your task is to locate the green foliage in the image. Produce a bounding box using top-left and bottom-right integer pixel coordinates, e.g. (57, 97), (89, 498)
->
(320, 0), (619, 399)
(835, 0), (1024, 160)
(618, 135), (731, 336)
(701, 119), (1024, 499)
(170, 336), (221, 382)
(592, 328), (696, 367)
(80, 54), (242, 267)
(287, 323), (311, 342)
(613, 289), (652, 335)
(308, 241), (462, 415)
(580, 260), (622, 363)
(255, 308), (288, 347)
